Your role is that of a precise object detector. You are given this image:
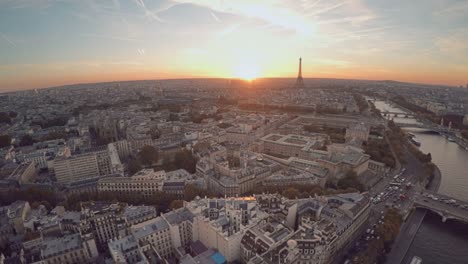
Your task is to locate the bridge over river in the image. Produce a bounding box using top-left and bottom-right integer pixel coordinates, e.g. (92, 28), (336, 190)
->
(385, 191), (468, 264)
(382, 111), (414, 118)
(414, 191), (468, 223)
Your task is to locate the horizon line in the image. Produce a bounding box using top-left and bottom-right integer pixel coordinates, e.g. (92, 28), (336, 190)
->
(0, 76), (462, 94)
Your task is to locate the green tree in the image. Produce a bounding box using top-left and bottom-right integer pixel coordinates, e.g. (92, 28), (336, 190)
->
(41, 131), (67, 141)
(169, 200), (184, 210)
(128, 157), (142, 175)
(147, 127), (160, 140)
(169, 113), (179, 121)
(174, 149), (197, 173)
(138, 146), (159, 166)
(19, 134), (35, 146)
(0, 112), (11, 124)
(184, 183), (210, 201)
(282, 187), (300, 199)
(337, 171), (365, 192)
(0, 135), (11, 148)
(217, 123), (232, 129)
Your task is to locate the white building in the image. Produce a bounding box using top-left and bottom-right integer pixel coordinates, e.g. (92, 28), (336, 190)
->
(345, 122), (370, 145)
(186, 197), (268, 262)
(54, 152), (101, 184)
(131, 217), (174, 259)
(108, 143), (124, 175)
(97, 169), (166, 197)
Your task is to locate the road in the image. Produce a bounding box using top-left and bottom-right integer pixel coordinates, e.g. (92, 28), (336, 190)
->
(385, 208), (427, 264)
(414, 193), (468, 223)
(346, 138), (430, 263)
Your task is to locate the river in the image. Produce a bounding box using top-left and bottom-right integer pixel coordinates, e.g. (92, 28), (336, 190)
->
(373, 100), (468, 264)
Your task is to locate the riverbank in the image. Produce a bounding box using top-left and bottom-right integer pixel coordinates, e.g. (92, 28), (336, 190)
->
(426, 165), (441, 192)
(385, 208), (427, 264)
(374, 100), (468, 263)
(384, 162), (442, 264)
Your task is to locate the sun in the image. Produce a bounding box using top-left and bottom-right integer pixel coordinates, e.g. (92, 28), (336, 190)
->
(233, 63), (260, 81)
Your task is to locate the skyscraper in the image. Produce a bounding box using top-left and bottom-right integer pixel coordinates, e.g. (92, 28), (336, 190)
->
(294, 57), (305, 89)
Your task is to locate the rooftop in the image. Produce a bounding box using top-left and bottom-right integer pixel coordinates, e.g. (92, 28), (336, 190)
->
(132, 217), (170, 239)
(41, 234), (82, 258)
(163, 207), (194, 225)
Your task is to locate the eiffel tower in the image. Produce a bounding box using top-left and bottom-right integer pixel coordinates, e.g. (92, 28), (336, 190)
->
(294, 57), (305, 89)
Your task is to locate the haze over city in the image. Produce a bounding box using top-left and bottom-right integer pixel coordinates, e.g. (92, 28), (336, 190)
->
(1, 0), (468, 91)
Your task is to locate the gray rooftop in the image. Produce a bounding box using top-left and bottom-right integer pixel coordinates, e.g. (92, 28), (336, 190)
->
(163, 207), (194, 225)
(132, 217), (170, 239)
(42, 234), (82, 258)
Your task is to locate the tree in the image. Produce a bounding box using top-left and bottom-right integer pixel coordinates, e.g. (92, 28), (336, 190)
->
(337, 171), (365, 192)
(0, 112), (11, 124)
(282, 187), (300, 199)
(169, 113), (179, 121)
(128, 157), (142, 175)
(40, 131), (67, 141)
(169, 200), (184, 210)
(40, 200), (53, 211)
(184, 183), (207, 201)
(138, 146), (159, 166)
(148, 127), (160, 140)
(0, 187), (58, 207)
(354, 209), (402, 263)
(325, 177), (337, 189)
(0, 135), (11, 148)
(19, 134), (34, 146)
(217, 123), (232, 129)
(174, 149), (197, 173)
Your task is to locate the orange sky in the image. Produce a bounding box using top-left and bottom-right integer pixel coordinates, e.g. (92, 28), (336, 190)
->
(1, 0), (467, 90)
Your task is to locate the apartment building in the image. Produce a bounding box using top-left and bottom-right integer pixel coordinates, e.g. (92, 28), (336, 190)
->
(80, 202), (127, 253)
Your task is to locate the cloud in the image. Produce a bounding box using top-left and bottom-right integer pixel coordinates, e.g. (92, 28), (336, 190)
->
(169, 0), (376, 35)
(133, 0), (164, 22)
(81, 33), (143, 42)
(316, 15), (374, 25)
(307, 1), (348, 17)
(434, 30), (468, 58)
(112, 0), (121, 10)
(0, 32), (16, 47)
(315, 58), (351, 68)
(0, 0), (58, 9)
(435, 0), (468, 16)
(211, 11), (221, 22)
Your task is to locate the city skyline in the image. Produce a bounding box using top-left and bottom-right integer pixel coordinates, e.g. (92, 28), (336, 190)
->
(1, 0), (468, 91)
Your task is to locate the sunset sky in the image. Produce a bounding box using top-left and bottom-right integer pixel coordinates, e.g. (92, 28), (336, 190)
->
(1, 0), (467, 91)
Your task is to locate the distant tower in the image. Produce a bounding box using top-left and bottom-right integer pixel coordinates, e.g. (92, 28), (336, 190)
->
(294, 57), (305, 89)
